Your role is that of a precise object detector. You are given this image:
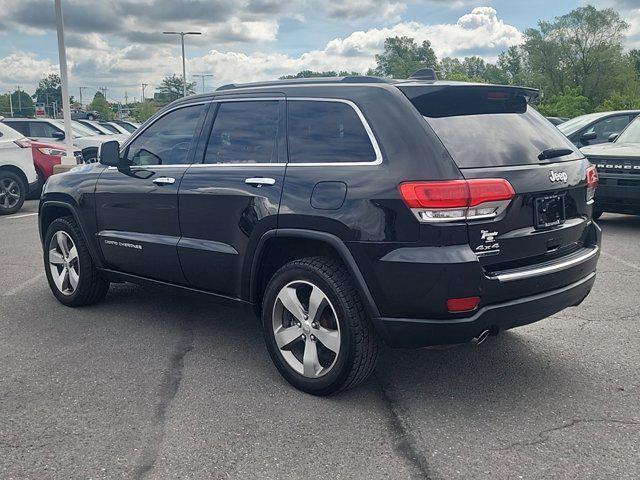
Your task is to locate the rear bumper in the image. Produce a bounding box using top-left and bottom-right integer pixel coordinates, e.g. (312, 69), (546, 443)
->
(595, 174), (640, 214)
(375, 271), (596, 348)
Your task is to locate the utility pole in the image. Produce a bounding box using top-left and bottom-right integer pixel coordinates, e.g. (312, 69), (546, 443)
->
(193, 74), (213, 94)
(99, 86), (108, 100)
(141, 83), (148, 102)
(8, 91), (13, 117)
(124, 91), (128, 106)
(162, 31), (202, 97)
(16, 86), (22, 112)
(54, 0), (75, 164)
(79, 86), (88, 107)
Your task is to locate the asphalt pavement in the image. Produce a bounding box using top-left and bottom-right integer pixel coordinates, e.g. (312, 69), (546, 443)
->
(1, 200), (638, 479)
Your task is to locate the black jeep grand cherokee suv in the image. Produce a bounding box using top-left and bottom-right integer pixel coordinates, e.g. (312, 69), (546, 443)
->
(39, 74), (601, 395)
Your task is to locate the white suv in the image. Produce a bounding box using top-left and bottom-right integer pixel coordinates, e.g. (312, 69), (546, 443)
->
(0, 119), (38, 215)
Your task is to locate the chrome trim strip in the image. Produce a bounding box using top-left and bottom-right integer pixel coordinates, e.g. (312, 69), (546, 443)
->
(494, 246), (599, 283)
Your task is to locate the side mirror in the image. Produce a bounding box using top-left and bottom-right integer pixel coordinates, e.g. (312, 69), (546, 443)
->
(52, 131), (65, 140)
(98, 140), (122, 167)
(608, 133), (619, 142)
(580, 131), (597, 143)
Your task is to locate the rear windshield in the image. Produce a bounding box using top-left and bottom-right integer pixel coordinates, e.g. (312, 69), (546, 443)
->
(400, 85), (579, 168)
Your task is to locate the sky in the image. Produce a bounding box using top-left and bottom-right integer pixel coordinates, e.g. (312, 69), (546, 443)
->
(0, 0), (638, 103)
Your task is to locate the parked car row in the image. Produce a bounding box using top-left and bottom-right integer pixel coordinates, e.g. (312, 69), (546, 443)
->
(0, 115), (139, 215)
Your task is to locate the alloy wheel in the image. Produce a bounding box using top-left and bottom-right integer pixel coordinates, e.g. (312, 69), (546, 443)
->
(272, 280), (341, 378)
(0, 178), (21, 209)
(48, 231), (80, 296)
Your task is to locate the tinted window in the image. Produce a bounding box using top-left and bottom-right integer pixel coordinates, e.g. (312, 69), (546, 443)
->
(204, 101), (280, 164)
(583, 115), (630, 143)
(4, 122), (30, 136)
(401, 86), (579, 168)
(126, 104), (204, 166)
(30, 122), (61, 138)
(288, 101), (376, 164)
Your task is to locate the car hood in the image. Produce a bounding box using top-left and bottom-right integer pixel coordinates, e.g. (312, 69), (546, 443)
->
(73, 134), (129, 149)
(580, 142), (640, 158)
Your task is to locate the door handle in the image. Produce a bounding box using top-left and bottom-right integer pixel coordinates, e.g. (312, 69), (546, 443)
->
(153, 177), (176, 185)
(245, 177), (276, 187)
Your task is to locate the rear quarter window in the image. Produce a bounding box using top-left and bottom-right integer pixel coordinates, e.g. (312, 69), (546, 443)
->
(287, 100), (377, 164)
(400, 85), (580, 168)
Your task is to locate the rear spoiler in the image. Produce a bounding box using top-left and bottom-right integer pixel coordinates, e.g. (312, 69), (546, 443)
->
(399, 83), (540, 103)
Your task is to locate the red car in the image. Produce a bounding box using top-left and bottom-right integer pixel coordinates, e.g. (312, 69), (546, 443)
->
(29, 142), (80, 197)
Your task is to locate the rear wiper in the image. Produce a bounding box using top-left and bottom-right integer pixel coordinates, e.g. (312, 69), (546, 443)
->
(538, 147), (574, 161)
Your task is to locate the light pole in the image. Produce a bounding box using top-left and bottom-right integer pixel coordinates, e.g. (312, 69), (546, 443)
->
(193, 74), (214, 94)
(162, 31), (202, 97)
(54, 0), (75, 165)
(141, 83), (148, 102)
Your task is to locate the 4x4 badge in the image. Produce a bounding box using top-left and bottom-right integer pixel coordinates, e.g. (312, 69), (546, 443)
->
(549, 171), (568, 183)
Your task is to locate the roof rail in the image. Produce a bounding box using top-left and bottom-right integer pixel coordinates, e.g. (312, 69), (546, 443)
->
(216, 75), (395, 91)
(409, 68), (438, 81)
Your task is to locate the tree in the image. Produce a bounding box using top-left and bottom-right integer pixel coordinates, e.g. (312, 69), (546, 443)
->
(629, 49), (640, 77)
(523, 6), (629, 106)
(157, 74), (196, 103)
(33, 74), (63, 115)
(596, 91), (640, 111)
(133, 100), (157, 122)
(8, 90), (34, 117)
(497, 46), (533, 86)
(374, 36), (438, 78)
(537, 87), (591, 118)
(88, 91), (114, 121)
(0, 94), (10, 116)
(438, 57), (465, 80)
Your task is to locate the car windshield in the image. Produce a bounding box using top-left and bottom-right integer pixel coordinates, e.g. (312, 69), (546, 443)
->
(557, 112), (608, 135)
(616, 118), (640, 143)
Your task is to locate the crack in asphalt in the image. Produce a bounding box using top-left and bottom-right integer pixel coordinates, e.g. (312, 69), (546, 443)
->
(375, 373), (432, 480)
(494, 418), (640, 451)
(134, 320), (194, 480)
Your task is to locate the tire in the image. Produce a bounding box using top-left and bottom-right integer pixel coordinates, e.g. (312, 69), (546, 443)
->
(87, 114), (95, 121)
(262, 256), (379, 395)
(592, 210), (603, 220)
(44, 216), (110, 307)
(0, 171), (26, 215)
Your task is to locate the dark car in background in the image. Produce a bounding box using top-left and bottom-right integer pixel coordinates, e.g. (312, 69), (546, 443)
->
(581, 116), (640, 218)
(70, 108), (100, 121)
(558, 110), (640, 148)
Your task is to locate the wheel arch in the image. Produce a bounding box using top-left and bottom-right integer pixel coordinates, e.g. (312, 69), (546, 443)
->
(0, 165), (29, 190)
(248, 229), (381, 322)
(39, 200), (104, 268)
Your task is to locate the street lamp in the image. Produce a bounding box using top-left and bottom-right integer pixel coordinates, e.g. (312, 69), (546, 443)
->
(162, 31), (202, 97)
(193, 74), (214, 94)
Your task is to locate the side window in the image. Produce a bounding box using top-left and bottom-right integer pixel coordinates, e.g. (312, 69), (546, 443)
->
(29, 122), (60, 138)
(5, 122), (30, 136)
(288, 100), (377, 164)
(585, 116), (630, 143)
(126, 104), (205, 166)
(204, 101), (280, 164)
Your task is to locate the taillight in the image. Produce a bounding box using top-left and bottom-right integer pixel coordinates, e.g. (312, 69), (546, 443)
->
(13, 138), (31, 148)
(586, 165), (598, 204)
(399, 179), (515, 222)
(37, 147), (66, 156)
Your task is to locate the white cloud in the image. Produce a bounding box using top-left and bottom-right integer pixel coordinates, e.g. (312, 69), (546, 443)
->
(0, 6), (522, 99)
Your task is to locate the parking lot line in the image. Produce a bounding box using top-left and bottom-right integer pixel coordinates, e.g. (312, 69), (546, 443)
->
(3, 273), (45, 296)
(2, 212), (38, 220)
(600, 251), (640, 271)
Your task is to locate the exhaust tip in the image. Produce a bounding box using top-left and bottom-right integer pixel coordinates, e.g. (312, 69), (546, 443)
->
(472, 329), (491, 345)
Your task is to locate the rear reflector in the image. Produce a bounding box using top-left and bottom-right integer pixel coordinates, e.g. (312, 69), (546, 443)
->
(447, 296), (480, 313)
(399, 179), (515, 222)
